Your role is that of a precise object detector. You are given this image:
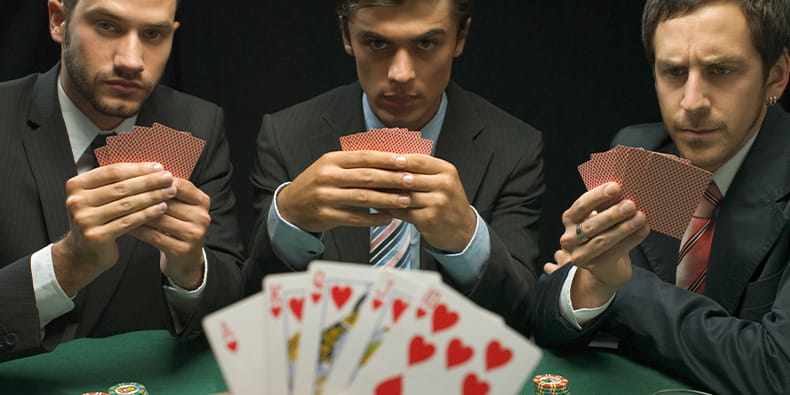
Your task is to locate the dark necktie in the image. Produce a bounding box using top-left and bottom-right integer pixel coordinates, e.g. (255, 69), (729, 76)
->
(84, 132), (115, 170)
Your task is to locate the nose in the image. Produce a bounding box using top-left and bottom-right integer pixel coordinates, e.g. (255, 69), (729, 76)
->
(387, 49), (416, 84)
(113, 33), (145, 77)
(680, 71), (710, 115)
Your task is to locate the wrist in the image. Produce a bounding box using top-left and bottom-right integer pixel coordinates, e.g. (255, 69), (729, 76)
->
(570, 267), (617, 309)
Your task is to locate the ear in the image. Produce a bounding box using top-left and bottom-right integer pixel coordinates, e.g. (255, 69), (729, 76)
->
(766, 48), (789, 102)
(48, 0), (67, 44)
(453, 17), (471, 58)
(339, 16), (354, 56)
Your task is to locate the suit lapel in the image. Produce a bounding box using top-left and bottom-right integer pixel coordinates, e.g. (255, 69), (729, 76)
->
(22, 66), (76, 242)
(435, 83), (493, 204)
(319, 83), (370, 264)
(706, 107), (790, 312)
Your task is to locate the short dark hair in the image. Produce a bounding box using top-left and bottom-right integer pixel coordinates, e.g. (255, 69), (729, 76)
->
(642, 0), (790, 75)
(336, 0), (472, 39)
(61, 0), (181, 21)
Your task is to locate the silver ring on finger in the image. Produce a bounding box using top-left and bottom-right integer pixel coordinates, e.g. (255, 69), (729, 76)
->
(576, 222), (590, 243)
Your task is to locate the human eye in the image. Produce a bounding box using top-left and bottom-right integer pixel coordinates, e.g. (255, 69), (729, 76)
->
(95, 20), (119, 34)
(710, 65), (731, 76)
(418, 39), (436, 50)
(660, 67), (686, 78)
(142, 29), (164, 43)
(366, 39), (388, 50)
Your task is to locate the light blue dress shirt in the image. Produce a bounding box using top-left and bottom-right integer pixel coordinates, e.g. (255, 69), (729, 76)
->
(267, 91), (490, 288)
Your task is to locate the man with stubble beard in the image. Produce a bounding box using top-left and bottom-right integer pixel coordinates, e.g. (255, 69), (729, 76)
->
(0, 0), (244, 361)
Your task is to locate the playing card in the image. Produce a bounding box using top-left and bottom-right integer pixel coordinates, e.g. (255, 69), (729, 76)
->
(346, 281), (506, 395)
(262, 272), (310, 395)
(322, 269), (441, 394)
(292, 261), (382, 395)
(340, 128), (432, 155)
(202, 292), (267, 395)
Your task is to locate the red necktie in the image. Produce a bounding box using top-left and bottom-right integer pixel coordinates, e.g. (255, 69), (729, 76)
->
(676, 182), (722, 294)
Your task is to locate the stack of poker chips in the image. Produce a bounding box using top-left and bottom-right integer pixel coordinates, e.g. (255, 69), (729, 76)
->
(534, 374), (570, 394)
(82, 382), (148, 395)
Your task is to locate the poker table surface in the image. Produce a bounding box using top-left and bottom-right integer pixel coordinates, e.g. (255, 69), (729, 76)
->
(0, 330), (700, 395)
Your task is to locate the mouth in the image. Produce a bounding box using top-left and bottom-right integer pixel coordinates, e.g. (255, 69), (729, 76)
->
(678, 128), (719, 137)
(381, 94), (419, 108)
(105, 80), (143, 93)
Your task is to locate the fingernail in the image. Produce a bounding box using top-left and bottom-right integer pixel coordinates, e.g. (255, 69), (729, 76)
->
(403, 174), (414, 185)
(398, 195), (410, 206)
(604, 183), (619, 196)
(395, 156), (407, 166)
(165, 186), (177, 196)
(160, 171), (173, 181)
(157, 202), (168, 211)
(619, 200), (635, 215)
(152, 163), (164, 171)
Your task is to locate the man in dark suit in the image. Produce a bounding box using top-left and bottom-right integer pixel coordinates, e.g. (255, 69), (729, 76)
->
(532, 0), (790, 393)
(0, 0), (244, 362)
(246, 0), (544, 332)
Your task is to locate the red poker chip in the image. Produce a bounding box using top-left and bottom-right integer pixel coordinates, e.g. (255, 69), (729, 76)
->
(533, 373), (569, 389)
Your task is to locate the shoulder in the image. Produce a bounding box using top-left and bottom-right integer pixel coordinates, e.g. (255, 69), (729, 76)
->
(0, 73), (39, 106)
(269, 82), (360, 121)
(448, 82), (542, 139)
(611, 122), (671, 151)
(143, 85), (224, 136)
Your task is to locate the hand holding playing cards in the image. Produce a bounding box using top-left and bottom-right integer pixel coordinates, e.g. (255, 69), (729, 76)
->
(558, 182), (650, 308)
(129, 178), (210, 290)
(276, 150), (413, 233)
(385, 154), (476, 253)
(52, 163), (176, 296)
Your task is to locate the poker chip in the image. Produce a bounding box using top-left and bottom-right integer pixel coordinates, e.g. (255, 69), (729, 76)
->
(107, 382), (148, 395)
(533, 374), (569, 394)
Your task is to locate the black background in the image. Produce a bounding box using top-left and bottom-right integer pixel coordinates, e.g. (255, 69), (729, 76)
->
(2, 2), (787, 262)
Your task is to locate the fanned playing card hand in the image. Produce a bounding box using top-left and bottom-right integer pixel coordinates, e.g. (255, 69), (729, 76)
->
(203, 261), (542, 395)
(94, 122), (206, 179)
(578, 145), (713, 239)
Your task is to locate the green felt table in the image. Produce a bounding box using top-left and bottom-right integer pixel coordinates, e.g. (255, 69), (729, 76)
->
(0, 330), (700, 394)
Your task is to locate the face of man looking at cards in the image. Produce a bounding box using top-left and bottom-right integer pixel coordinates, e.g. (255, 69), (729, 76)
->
(276, 0), (479, 254)
(48, 0), (210, 295)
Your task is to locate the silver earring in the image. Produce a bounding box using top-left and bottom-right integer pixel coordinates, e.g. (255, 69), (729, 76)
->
(767, 96), (778, 106)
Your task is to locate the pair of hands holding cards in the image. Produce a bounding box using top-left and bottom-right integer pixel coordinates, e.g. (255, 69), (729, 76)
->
(549, 146), (712, 308)
(204, 261), (542, 395)
(277, 128), (476, 253)
(54, 123), (208, 293)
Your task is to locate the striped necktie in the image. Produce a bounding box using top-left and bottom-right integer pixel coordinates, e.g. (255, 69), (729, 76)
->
(370, 219), (411, 269)
(676, 182), (722, 294)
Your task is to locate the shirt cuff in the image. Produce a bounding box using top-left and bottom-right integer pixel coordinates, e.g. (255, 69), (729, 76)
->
(268, 182), (325, 269)
(31, 243), (76, 329)
(428, 206), (490, 289)
(163, 248), (208, 315)
(558, 265), (614, 330)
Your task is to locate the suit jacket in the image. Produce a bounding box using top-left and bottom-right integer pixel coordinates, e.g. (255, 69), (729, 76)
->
(0, 65), (245, 361)
(245, 81), (544, 333)
(531, 106), (790, 394)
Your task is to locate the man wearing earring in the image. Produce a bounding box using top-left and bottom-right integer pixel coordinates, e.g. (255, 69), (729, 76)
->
(245, 0), (545, 333)
(0, 0), (244, 362)
(532, 0), (790, 393)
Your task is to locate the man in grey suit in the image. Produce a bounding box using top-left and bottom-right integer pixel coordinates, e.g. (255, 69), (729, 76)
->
(532, 0), (790, 393)
(0, 0), (244, 361)
(246, 0), (544, 333)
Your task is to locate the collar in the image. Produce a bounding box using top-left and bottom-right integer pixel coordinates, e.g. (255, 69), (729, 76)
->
(711, 128), (759, 196)
(57, 77), (138, 164)
(362, 91), (448, 155)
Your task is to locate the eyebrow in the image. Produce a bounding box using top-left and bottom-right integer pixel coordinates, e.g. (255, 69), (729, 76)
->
(356, 28), (447, 42)
(83, 8), (173, 30)
(656, 56), (747, 68)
